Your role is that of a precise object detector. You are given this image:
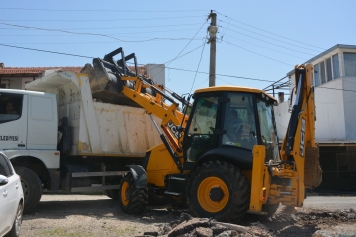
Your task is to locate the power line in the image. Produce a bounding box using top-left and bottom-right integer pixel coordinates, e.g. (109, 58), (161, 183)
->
(215, 10), (324, 50)
(0, 22), (202, 43)
(223, 33), (308, 60)
(0, 43), (93, 58)
(0, 7), (207, 12)
(150, 20), (208, 78)
(219, 19), (321, 53)
(0, 27), (203, 36)
(224, 40), (294, 66)
(0, 16), (204, 22)
(0, 23), (204, 31)
(190, 40), (207, 94)
(223, 29), (314, 56)
(9, 42), (356, 95)
(163, 44), (205, 65)
(164, 66), (276, 82)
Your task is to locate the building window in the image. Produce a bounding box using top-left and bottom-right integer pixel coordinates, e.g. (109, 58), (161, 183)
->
(320, 61), (326, 84)
(344, 53), (356, 77)
(326, 58), (332, 82)
(314, 54), (341, 87)
(314, 64), (320, 86)
(332, 54), (340, 79)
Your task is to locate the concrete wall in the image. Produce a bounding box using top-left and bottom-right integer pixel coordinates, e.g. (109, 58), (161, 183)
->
(145, 64), (165, 86)
(275, 78), (347, 142)
(315, 79), (346, 141)
(342, 78), (356, 140)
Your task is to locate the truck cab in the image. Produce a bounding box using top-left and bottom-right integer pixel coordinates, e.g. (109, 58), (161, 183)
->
(0, 89), (58, 156)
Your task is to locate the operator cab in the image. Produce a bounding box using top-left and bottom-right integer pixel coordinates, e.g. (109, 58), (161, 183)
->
(183, 86), (279, 169)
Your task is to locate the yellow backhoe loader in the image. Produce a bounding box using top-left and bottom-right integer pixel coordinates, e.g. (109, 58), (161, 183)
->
(85, 47), (322, 222)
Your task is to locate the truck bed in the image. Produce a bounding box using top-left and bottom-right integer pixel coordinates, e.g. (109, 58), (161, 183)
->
(26, 70), (161, 157)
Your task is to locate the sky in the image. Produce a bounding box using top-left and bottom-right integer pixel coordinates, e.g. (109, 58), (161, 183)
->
(1, 0), (355, 96)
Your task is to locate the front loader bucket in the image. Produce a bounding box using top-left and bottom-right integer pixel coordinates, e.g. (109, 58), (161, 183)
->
(80, 59), (140, 108)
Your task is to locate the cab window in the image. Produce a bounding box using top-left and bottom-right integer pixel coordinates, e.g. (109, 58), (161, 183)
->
(223, 93), (257, 150)
(0, 93), (23, 124)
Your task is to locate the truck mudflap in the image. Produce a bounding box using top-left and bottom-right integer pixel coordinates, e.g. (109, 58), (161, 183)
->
(126, 165), (147, 189)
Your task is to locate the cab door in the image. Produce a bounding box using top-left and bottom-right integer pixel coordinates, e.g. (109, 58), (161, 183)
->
(183, 94), (221, 162)
(0, 93), (28, 150)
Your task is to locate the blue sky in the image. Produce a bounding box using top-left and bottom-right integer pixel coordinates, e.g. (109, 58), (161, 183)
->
(1, 0), (355, 95)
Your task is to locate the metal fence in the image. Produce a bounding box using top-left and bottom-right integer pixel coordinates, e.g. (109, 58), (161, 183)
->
(313, 146), (356, 194)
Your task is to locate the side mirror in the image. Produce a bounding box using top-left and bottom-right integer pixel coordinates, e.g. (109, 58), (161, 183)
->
(0, 174), (9, 186)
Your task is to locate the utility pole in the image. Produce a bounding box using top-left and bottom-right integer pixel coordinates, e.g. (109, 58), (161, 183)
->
(208, 11), (218, 87)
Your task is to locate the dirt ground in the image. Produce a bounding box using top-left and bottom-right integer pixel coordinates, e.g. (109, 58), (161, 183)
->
(21, 194), (356, 237)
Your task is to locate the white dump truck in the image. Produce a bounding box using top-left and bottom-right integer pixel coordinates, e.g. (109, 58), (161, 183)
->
(0, 70), (162, 212)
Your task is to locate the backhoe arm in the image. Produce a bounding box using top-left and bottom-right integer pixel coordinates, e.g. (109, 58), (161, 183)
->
(249, 64), (322, 214)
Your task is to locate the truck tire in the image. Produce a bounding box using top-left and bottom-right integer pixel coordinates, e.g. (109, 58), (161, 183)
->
(187, 160), (250, 223)
(148, 188), (169, 206)
(103, 189), (120, 200)
(170, 195), (187, 209)
(262, 203), (280, 217)
(14, 166), (42, 214)
(119, 172), (147, 214)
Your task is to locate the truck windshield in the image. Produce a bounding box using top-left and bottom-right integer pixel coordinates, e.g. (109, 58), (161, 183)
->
(256, 99), (280, 162)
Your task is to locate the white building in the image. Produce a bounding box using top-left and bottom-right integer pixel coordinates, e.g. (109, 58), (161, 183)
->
(274, 44), (356, 193)
(275, 44), (356, 144)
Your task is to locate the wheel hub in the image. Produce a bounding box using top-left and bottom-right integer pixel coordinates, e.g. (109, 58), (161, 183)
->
(209, 187), (224, 202)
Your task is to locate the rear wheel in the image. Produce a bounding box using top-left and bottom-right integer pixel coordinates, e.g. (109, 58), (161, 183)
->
(14, 166), (42, 213)
(262, 203), (280, 217)
(170, 195), (187, 209)
(253, 203), (280, 221)
(148, 188), (169, 206)
(119, 173), (147, 214)
(187, 161), (250, 223)
(103, 189), (120, 200)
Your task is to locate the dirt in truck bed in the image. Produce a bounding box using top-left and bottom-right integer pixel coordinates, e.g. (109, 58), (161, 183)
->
(21, 195), (356, 237)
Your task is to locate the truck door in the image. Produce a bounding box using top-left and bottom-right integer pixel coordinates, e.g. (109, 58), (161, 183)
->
(0, 93), (28, 150)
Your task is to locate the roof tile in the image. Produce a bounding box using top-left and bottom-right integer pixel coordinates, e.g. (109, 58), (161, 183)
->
(0, 66), (148, 77)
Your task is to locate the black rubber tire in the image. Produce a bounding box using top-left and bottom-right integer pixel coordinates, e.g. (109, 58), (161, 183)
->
(253, 203), (280, 221)
(187, 161), (250, 223)
(119, 172), (148, 214)
(103, 189), (120, 200)
(5, 202), (23, 237)
(170, 195), (188, 209)
(262, 203), (280, 217)
(148, 188), (169, 206)
(14, 166), (42, 214)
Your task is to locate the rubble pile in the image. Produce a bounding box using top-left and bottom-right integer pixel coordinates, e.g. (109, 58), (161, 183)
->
(137, 213), (272, 237)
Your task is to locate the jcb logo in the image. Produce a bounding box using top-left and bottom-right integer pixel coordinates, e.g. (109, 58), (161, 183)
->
(300, 118), (306, 157)
(168, 121), (182, 139)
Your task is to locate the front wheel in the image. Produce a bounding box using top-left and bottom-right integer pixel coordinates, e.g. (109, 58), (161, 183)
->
(119, 173), (147, 214)
(14, 166), (42, 213)
(187, 161), (250, 223)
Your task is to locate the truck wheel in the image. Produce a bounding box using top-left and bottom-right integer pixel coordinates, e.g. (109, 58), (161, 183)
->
(262, 203), (280, 217)
(103, 189), (120, 200)
(119, 172), (147, 214)
(170, 195), (187, 209)
(252, 202), (280, 221)
(148, 188), (169, 206)
(187, 161), (250, 223)
(14, 166), (43, 214)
